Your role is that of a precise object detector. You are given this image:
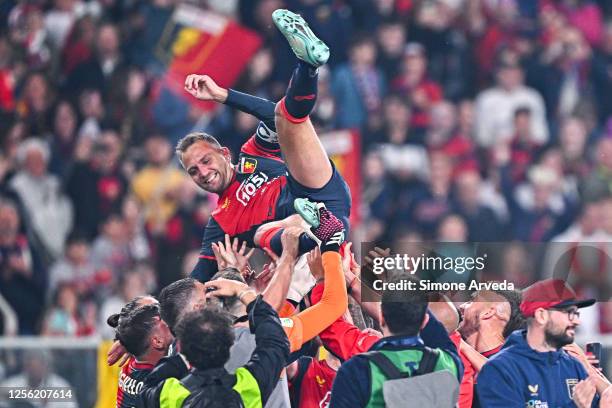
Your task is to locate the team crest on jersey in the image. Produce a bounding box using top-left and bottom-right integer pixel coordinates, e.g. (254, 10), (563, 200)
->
(239, 157), (258, 174)
(528, 384), (539, 396)
(566, 378), (579, 398)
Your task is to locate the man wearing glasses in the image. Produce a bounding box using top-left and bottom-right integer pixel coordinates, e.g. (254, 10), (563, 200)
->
(476, 279), (612, 407)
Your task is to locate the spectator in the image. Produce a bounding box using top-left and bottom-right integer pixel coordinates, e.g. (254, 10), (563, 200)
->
(332, 36), (386, 130)
(581, 137), (612, 201)
(132, 134), (186, 230)
(48, 232), (96, 297)
(41, 283), (85, 336)
(0, 198), (45, 334)
(499, 161), (573, 241)
(16, 72), (54, 136)
(361, 151), (393, 242)
(89, 214), (132, 277)
(426, 100), (477, 174)
(477, 279), (607, 407)
(76, 88), (105, 140)
(376, 21), (407, 80)
(64, 22), (125, 98)
(391, 42), (443, 130)
(98, 270), (149, 339)
(7, 6), (53, 70)
(373, 93), (423, 146)
(535, 27), (593, 122)
(10, 138), (73, 259)
(330, 273), (463, 407)
(406, 152), (454, 237)
(121, 196), (151, 265)
(44, 0), (94, 51)
(48, 99), (79, 177)
(61, 14), (97, 76)
(475, 60), (548, 147)
(553, 0), (603, 47)
(453, 169), (505, 241)
(592, 21), (612, 124)
(108, 67), (152, 149)
(508, 107), (540, 183)
(66, 129), (127, 239)
(0, 350), (77, 408)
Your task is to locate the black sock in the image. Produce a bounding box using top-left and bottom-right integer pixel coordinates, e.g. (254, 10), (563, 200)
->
(284, 60), (318, 119)
(269, 229), (317, 256)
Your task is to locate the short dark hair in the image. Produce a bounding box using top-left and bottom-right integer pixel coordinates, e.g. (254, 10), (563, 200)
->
(116, 304), (161, 358)
(106, 295), (152, 328)
(175, 132), (222, 166)
(381, 274), (428, 336)
(159, 278), (199, 333)
(176, 308), (235, 370)
(514, 106), (531, 118)
(493, 289), (525, 338)
(210, 268), (246, 316)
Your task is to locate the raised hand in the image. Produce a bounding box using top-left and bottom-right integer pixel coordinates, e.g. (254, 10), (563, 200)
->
(281, 226), (303, 260)
(212, 234), (255, 277)
(184, 74), (228, 102)
(307, 247), (324, 282)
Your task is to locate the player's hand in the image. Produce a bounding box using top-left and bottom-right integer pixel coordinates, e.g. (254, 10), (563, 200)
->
(572, 376), (596, 408)
(601, 386), (612, 408)
(253, 262), (276, 294)
(212, 235), (255, 277)
(564, 343), (603, 374)
(204, 278), (249, 298)
(307, 247), (324, 282)
(107, 340), (130, 366)
(341, 242), (361, 285)
(281, 227), (303, 260)
(184, 74), (228, 103)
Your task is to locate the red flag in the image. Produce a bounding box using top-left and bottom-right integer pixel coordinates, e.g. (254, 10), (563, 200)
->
(319, 130), (362, 226)
(161, 5), (262, 111)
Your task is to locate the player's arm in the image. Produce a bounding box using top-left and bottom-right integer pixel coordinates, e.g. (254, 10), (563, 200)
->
(184, 74), (279, 152)
(289, 237), (348, 347)
(191, 218), (224, 282)
(184, 74), (275, 124)
(258, 227), (301, 312)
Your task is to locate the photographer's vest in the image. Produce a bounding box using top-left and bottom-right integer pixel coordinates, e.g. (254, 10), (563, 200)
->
(363, 347), (459, 408)
(159, 367), (262, 408)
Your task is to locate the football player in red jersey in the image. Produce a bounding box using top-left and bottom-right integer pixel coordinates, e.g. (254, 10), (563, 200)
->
(112, 301), (174, 408)
(181, 10), (351, 282)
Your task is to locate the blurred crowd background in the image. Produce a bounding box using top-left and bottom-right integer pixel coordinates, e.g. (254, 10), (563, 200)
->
(1, 0), (612, 351)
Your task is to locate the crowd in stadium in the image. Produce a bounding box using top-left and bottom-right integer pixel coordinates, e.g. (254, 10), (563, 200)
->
(2, 0), (612, 406)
